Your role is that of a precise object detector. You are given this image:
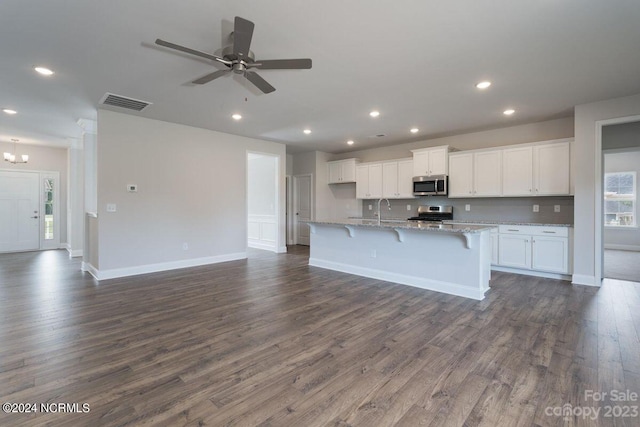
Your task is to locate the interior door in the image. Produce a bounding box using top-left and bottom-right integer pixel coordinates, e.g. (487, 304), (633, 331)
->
(0, 171), (40, 252)
(294, 174), (312, 245)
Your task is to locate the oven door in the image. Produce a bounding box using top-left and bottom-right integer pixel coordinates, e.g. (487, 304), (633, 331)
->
(413, 176), (447, 196)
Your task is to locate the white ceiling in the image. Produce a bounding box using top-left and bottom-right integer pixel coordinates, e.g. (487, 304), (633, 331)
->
(1, 1), (640, 154)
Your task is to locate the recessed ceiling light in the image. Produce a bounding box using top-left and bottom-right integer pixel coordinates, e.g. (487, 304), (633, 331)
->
(476, 81), (491, 89)
(410, 128), (419, 134)
(369, 111), (380, 118)
(347, 140), (354, 145)
(3, 109), (17, 115)
(231, 113), (242, 120)
(503, 109), (515, 116)
(303, 129), (312, 134)
(34, 66), (54, 76)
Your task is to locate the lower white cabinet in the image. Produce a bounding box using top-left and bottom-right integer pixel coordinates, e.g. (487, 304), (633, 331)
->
(498, 234), (532, 269)
(497, 225), (570, 274)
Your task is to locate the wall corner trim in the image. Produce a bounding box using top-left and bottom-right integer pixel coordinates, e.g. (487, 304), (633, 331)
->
(571, 274), (601, 287)
(89, 252), (248, 281)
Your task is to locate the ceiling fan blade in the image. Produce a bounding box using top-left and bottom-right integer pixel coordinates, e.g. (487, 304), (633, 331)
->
(155, 39), (231, 66)
(232, 17), (255, 59)
(192, 69), (229, 85)
(244, 71), (275, 94)
(252, 58), (312, 70)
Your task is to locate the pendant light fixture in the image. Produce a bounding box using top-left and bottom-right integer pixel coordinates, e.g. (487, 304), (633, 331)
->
(3, 139), (29, 164)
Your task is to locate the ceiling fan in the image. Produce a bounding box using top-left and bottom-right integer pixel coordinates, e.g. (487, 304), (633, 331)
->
(155, 16), (312, 94)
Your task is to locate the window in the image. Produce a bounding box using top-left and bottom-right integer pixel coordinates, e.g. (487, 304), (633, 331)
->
(604, 172), (636, 226)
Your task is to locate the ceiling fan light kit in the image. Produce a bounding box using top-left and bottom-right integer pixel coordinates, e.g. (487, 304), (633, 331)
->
(156, 16), (312, 94)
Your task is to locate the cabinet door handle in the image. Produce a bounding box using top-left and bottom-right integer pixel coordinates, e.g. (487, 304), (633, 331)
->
(542, 231), (556, 234)
(507, 229), (519, 232)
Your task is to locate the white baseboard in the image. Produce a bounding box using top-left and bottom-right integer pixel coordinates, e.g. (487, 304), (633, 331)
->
(90, 252), (247, 281)
(81, 261), (99, 280)
(492, 266), (571, 281)
(277, 246), (288, 253)
(248, 240), (277, 252)
(571, 274), (601, 287)
(604, 244), (640, 252)
(309, 258), (488, 301)
(67, 247), (83, 258)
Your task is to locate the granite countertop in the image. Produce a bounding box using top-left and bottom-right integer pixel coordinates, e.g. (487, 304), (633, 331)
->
(305, 219), (496, 234)
(444, 220), (573, 227)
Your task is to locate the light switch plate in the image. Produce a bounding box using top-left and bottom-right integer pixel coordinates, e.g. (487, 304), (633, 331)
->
(533, 204), (539, 213)
(106, 203), (117, 212)
(368, 204), (372, 210)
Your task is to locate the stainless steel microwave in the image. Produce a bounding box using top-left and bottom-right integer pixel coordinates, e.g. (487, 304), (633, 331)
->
(412, 175), (448, 196)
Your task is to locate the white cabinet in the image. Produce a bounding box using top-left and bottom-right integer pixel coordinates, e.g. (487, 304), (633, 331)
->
(356, 163), (383, 199)
(448, 150), (502, 197)
(382, 159), (415, 199)
(531, 235), (569, 273)
(502, 142), (570, 196)
(448, 153), (473, 197)
(497, 225), (570, 274)
(502, 146), (533, 196)
(411, 146), (449, 177)
(327, 158), (358, 184)
(498, 233), (532, 269)
(534, 142), (570, 195)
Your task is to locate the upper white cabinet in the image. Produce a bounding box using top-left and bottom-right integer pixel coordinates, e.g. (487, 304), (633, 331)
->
(382, 159), (415, 199)
(327, 158), (359, 184)
(534, 142), (570, 195)
(356, 163), (383, 199)
(411, 146), (449, 177)
(502, 146), (534, 196)
(502, 141), (571, 196)
(448, 150), (502, 197)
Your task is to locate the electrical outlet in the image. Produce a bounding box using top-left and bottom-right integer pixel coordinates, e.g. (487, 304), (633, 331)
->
(368, 204), (372, 210)
(465, 204), (471, 212)
(554, 205), (561, 212)
(533, 204), (539, 213)
(106, 203), (116, 212)
(406, 204), (412, 211)
(182, 243), (189, 250)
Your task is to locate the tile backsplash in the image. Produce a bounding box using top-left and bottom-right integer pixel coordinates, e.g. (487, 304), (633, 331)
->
(361, 196), (574, 225)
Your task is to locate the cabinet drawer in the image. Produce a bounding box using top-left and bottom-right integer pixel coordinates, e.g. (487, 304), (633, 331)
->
(498, 225), (569, 237)
(531, 226), (568, 237)
(498, 225), (537, 235)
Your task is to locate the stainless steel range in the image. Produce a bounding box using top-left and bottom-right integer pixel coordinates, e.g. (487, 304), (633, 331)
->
(407, 205), (453, 223)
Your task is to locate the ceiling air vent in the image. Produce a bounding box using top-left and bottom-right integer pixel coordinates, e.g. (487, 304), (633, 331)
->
(99, 93), (152, 112)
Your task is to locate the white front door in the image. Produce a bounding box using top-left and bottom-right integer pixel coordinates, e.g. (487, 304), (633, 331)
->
(0, 171), (40, 252)
(294, 174), (312, 246)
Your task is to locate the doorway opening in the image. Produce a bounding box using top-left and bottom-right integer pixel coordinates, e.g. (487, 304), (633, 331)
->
(247, 152), (280, 253)
(293, 174), (313, 246)
(601, 121), (640, 284)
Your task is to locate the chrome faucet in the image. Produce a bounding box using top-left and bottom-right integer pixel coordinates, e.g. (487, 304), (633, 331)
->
(376, 198), (391, 225)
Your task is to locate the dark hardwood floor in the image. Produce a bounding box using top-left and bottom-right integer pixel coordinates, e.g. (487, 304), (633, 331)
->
(1, 247), (639, 426)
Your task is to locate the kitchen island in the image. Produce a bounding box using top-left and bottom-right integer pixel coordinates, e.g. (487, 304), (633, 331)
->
(305, 219), (496, 300)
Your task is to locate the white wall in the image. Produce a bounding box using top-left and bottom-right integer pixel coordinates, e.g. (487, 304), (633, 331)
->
(93, 110), (286, 276)
(603, 149), (640, 250)
(0, 141), (68, 246)
(573, 92), (640, 284)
